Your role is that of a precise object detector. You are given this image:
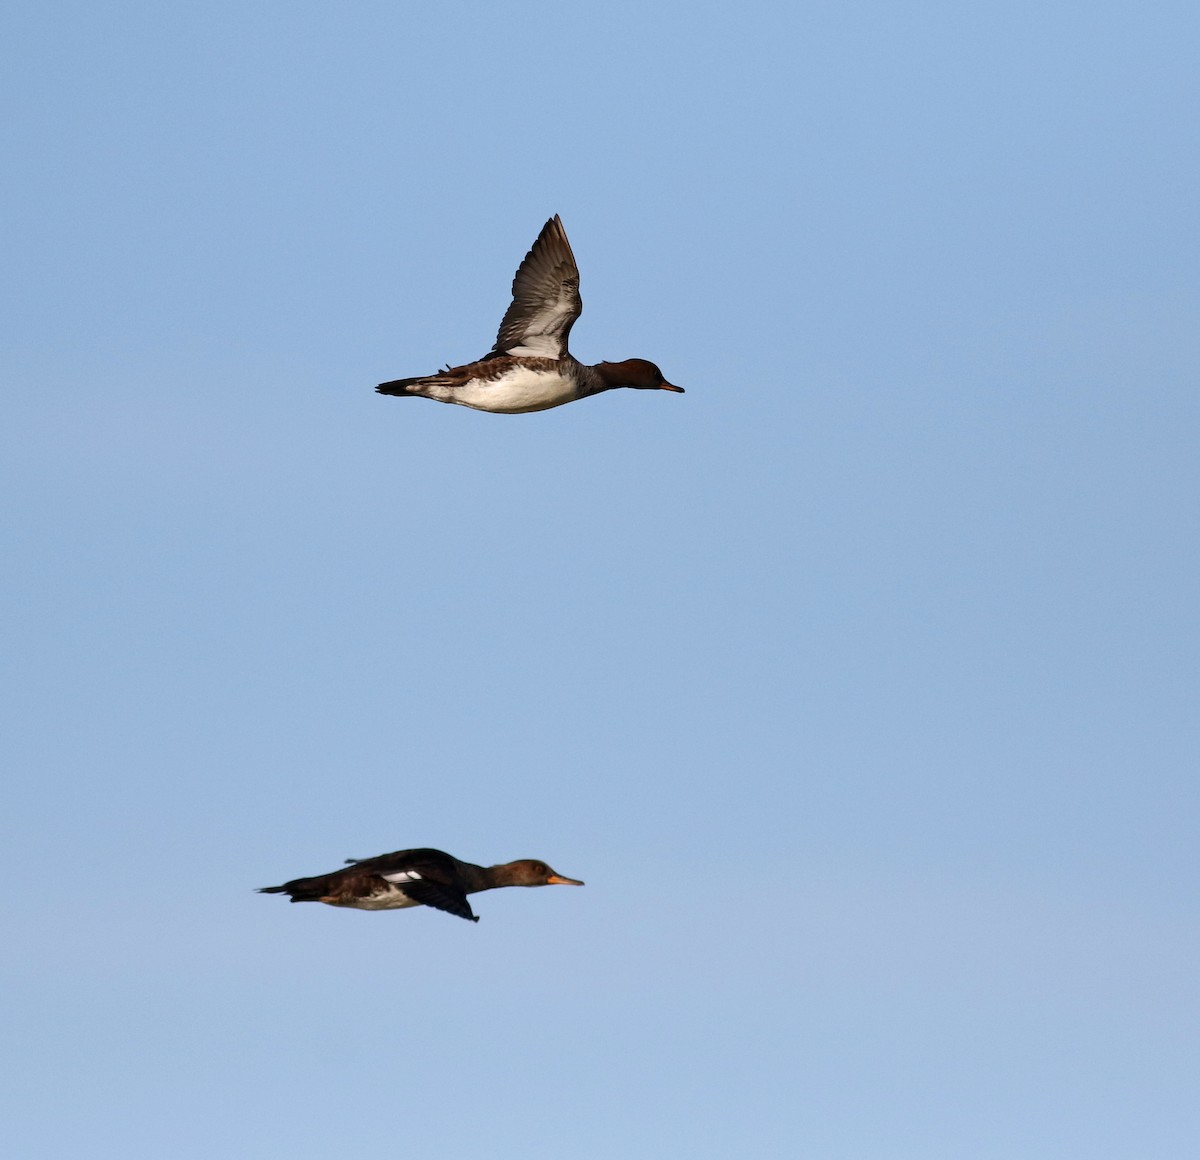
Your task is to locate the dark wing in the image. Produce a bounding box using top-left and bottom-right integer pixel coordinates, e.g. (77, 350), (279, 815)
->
(488, 215), (582, 361)
(347, 847), (480, 922)
(395, 878), (479, 922)
(343, 847), (458, 876)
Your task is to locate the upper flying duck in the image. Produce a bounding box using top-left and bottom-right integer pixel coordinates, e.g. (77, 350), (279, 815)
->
(376, 215), (684, 413)
(258, 846), (584, 923)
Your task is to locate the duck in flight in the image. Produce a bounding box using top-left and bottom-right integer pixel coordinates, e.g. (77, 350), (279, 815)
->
(258, 846), (584, 923)
(377, 215), (684, 413)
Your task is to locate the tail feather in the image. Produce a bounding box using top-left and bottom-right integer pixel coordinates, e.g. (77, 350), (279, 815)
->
(257, 876), (328, 903)
(376, 376), (424, 396)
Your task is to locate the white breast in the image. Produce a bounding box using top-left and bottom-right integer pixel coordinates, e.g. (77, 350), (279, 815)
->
(445, 366), (579, 414)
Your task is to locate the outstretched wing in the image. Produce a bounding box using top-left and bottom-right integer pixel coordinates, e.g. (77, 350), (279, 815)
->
(488, 215), (582, 361)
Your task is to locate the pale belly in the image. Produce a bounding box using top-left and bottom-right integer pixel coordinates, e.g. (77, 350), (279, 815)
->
(444, 367), (579, 413)
(332, 884), (422, 911)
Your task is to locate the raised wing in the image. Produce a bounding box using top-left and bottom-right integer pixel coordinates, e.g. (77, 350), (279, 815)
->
(489, 215), (582, 361)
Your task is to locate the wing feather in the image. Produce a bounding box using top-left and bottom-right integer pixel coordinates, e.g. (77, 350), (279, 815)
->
(489, 215), (582, 361)
(398, 878), (479, 922)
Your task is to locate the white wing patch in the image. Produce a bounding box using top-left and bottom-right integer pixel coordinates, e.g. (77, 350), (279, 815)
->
(380, 869), (423, 884)
(503, 332), (570, 359)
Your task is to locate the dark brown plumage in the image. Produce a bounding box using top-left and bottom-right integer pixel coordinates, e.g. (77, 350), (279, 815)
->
(258, 846), (584, 923)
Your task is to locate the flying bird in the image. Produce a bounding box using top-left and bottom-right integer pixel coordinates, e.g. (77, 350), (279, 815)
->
(376, 215), (684, 413)
(258, 846), (584, 923)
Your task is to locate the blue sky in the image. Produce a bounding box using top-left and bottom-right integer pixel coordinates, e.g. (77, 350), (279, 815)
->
(3, 3), (1197, 1157)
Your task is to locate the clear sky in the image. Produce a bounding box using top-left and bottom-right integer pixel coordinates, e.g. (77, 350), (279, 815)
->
(3, 3), (1197, 1157)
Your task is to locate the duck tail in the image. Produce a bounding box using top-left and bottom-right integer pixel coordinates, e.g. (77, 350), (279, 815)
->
(376, 375), (424, 396)
(257, 877), (327, 903)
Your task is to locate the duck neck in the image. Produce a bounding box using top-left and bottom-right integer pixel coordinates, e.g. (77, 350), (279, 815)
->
(452, 859), (493, 895)
(581, 361), (624, 397)
(481, 862), (524, 890)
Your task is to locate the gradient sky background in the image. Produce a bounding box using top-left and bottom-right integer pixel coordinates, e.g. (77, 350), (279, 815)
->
(3, 3), (1197, 1157)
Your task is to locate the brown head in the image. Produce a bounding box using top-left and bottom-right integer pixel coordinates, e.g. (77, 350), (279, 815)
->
(595, 358), (684, 394)
(489, 859), (586, 888)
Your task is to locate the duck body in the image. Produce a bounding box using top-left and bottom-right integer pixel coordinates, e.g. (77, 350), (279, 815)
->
(380, 355), (597, 414)
(377, 215), (683, 413)
(258, 846), (583, 923)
